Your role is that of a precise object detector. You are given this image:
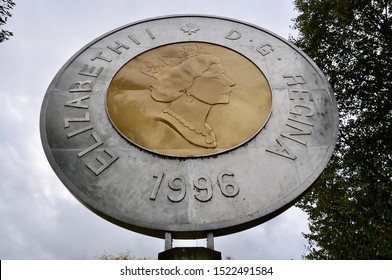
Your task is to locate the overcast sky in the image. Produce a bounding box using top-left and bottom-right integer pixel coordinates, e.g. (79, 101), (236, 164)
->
(0, 0), (310, 260)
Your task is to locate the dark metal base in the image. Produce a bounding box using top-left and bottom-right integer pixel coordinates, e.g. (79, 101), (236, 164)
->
(158, 247), (222, 260)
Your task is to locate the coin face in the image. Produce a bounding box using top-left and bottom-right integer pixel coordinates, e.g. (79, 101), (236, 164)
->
(107, 42), (272, 156)
(40, 15), (338, 239)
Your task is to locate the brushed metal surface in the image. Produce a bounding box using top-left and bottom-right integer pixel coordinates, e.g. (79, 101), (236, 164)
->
(40, 15), (339, 239)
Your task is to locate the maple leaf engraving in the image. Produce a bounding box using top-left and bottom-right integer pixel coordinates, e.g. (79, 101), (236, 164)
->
(180, 23), (200, 35)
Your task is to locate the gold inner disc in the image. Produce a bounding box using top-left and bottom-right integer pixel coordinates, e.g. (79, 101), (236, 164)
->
(106, 42), (272, 156)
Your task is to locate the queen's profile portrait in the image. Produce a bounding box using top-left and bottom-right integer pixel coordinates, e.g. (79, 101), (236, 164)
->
(150, 54), (235, 148)
(106, 43), (272, 157)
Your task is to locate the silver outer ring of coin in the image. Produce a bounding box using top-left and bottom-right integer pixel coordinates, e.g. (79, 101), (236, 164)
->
(40, 15), (339, 239)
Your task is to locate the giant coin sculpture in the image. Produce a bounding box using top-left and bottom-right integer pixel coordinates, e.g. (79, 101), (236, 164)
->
(40, 15), (338, 239)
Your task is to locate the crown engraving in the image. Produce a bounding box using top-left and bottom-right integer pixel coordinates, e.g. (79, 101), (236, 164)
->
(140, 44), (205, 79)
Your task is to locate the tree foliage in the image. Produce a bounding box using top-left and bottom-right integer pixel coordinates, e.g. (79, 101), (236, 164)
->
(292, 0), (392, 259)
(0, 0), (15, 43)
(97, 250), (151, 260)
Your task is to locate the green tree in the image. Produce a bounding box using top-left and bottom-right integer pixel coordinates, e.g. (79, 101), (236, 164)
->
(0, 0), (15, 43)
(292, 0), (392, 259)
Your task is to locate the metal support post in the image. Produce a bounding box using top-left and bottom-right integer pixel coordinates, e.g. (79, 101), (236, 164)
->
(164, 232), (172, 251)
(207, 232), (214, 250)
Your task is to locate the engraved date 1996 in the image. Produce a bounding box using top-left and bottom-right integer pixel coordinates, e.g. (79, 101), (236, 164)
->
(149, 171), (239, 203)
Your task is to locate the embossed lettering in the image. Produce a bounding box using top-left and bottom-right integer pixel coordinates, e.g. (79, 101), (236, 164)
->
(167, 175), (187, 202)
(77, 132), (103, 158)
(225, 29), (242, 40)
(266, 137), (297, 160)
(145, 28), (155, 39)
(128, 28), (155, 45)
(217, 171), (240, 197)
(64, 112), (90, 128)
(287, 116), (314, 127)
(107, 41), (130, 55)
(288, 89), (315, 121)
(281, 122), (312, 146)
(128, 35), (141, 45)
(289, 89), (313, 101)
(69, 81), (93, 92)
(283, 75), (306, 86)
(91, 52), (112, 62)
(150, 173), (164, 200)
(67, 125), (93, 138)
(65, 95), (90, 109)
(257, 44), (274, 56)
(79, 64), (104, 78)
(86, 148), (119, 176)
(267, 75), (316, 160)
(290, 104), (315, 117)
(193, 175), (213, 202)
(150, 172), (240, 202)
